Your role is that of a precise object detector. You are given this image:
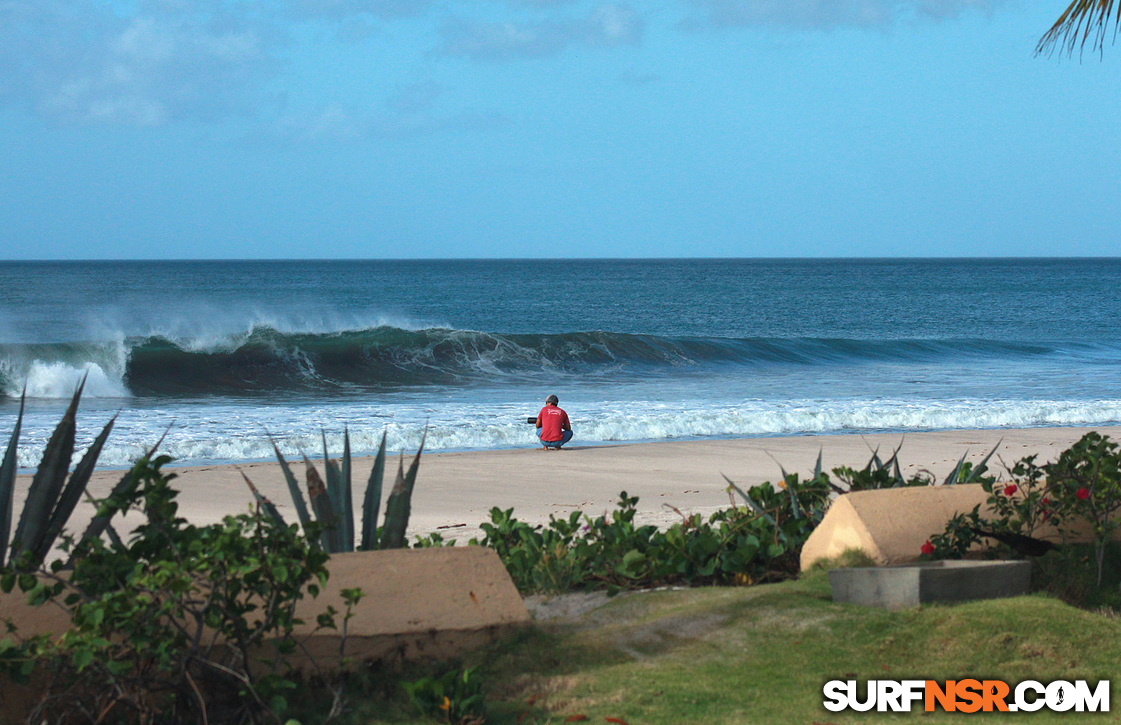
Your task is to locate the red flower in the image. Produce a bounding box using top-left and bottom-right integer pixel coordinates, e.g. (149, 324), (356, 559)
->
(1003, 484), (1018, 496)
(921, 540), (935, 555)
(1076, 487), (1091, 500)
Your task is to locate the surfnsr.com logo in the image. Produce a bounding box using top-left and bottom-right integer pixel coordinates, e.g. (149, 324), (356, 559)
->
(823, 679), (1109, 713)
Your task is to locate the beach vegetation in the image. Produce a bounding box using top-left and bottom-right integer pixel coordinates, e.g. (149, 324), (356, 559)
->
(468, 443), (1000, 598)
(924, 432), (1121, 602)
(266, 429), (425, 553)
(799, 439), (999, 497)
(2, 453), (358, 724)
(0, 382), (117, 571)
(401, 666), (486, 724)
(471, 480), (829, 596)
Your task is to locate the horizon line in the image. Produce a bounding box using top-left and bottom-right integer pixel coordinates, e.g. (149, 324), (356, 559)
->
(3, 255), (1121, 263)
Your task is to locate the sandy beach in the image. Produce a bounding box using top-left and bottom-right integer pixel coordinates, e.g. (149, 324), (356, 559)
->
(16, 426), (1121, 545)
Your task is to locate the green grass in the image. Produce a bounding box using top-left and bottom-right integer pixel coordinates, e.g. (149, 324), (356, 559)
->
(324, 571), (1121, 725)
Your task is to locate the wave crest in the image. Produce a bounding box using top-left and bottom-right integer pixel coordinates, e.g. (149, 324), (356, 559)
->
(0, 325), (1079, 398)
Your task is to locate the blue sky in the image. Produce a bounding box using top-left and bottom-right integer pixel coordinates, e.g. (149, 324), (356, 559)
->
(1, 1), (1118, 259)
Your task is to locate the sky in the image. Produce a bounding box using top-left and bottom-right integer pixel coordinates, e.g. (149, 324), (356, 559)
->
(0, 1), (1118, 260)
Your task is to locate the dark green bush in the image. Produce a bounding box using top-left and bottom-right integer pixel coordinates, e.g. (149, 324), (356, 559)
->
(1, 454), (358, 724)
(473, 479), (831, 596)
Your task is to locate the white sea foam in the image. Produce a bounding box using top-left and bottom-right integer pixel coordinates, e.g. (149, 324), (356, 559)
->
(7, 396), (1121, 469)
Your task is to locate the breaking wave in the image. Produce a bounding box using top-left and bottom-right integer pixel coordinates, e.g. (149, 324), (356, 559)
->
(0, 325), (1102, 399)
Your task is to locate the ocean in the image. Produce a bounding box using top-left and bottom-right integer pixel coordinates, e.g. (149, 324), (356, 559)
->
(2, 258), (1120, 469)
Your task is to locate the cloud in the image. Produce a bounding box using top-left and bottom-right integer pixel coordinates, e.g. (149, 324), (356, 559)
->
(437, 4), (643, 61)
(680, 0), (1007, 30)
(0, 1), (282, 125)
(0, 0), (647, 130)
(384, 81), (444, 114)
(497, 0), (583, 7)
(282, 0), (435, 23)
(272, 103), (509, 143)
(619, 69), (662, 85)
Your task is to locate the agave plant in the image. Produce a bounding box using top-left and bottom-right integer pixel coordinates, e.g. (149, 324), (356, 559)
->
(262, 427), (426, 553)
(0, 382), (117, 569)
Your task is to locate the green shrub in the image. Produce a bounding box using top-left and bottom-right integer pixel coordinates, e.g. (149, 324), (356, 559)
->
(2, 454), (358, 724)
(924, 432), (1121, 600)
(402, 666), (486, 724)
(474, 482), (830, 596)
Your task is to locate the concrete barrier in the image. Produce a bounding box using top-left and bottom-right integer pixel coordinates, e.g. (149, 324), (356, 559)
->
(289, 546), (530, 665)
(828, 560), (1032, 609)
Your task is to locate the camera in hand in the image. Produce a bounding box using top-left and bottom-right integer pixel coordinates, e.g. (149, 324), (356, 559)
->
(526, 417), (537, 424)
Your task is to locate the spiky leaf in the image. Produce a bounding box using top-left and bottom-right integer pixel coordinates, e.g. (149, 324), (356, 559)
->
(379, 431), (426, 549)
(10, 381), (83, 564)
(943, 451), (969, 486)
(964, 440), (1002, 484)
(0, 392), (26, 568)
(340, 427), (354, 552)
(270, 436), (312, 537)
(79, 436), (166, 547)
(722, 474), (778, 529)
(238, 469), (286, 528)
(321, 431), (346, 548)
(31, 413), (116, 564)
(304, 454), (336, 551)
(360, 431), (388, 551)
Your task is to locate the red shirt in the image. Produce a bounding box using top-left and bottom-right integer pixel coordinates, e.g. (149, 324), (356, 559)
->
(537, 405), (570, 442)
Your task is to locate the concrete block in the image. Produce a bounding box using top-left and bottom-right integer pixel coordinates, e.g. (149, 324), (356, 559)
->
(801, 485), (991, 570)
(289, 546), (530, 666)
(828, 560), (1032, 610)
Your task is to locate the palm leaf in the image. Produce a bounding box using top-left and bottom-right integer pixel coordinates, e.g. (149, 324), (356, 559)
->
(360, 431), (388, 551)
(1038, 0), (1121, 57)
(0, 391), (26, 568)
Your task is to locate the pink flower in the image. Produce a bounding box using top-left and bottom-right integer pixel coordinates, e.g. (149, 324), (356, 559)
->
(1003, 484), (1017, 496)
(1076, 487), (1091, 500)
(921, 540), (935, 556)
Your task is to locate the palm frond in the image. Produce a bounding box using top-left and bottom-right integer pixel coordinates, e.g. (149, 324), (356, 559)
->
(1038, 0), (1121, 58)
